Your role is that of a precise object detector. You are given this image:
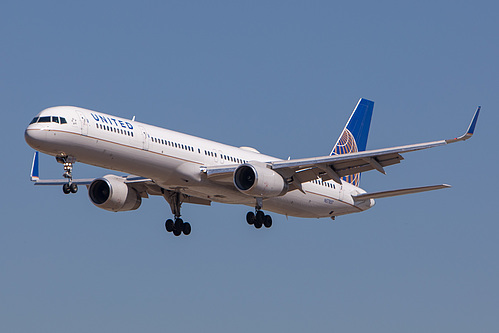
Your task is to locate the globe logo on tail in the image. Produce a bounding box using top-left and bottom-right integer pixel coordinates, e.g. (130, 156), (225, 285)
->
(332, 129), (360, 187)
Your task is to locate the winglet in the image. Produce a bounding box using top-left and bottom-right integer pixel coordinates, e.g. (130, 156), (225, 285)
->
(446, 106), (481, 143)
(445, 106), (481, 143)
(30, 151), (40, 181)
(466, 106), (480, 135)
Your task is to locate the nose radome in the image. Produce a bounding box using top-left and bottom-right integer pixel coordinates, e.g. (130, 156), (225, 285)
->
(24, 128), (47, 149)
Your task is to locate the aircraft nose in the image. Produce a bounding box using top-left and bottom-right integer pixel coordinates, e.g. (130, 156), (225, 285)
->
(24, 127), (47, 149)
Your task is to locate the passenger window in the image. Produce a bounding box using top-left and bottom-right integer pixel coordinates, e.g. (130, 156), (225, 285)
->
(38, 116), (51, 123)
(29, 117), (39, 124)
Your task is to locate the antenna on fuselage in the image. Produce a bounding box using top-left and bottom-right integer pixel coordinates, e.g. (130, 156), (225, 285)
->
(132, 116), (136, 121)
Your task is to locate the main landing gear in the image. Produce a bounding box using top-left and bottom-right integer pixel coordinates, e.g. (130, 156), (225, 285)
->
(57, 155), (78, 195)
(162, 190), (191, 237)
(246, 211), (272, 229)
(246, 198), (273, 229)
(165, 218), (191, 236)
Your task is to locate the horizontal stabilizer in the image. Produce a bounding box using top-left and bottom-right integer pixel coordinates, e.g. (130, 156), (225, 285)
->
(352, 184), (451, 200)
(33, 179), (95, 186)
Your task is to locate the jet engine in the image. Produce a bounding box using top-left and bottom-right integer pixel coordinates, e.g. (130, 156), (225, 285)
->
(88, 175), (141, 212)
(233, 163), (288, 197)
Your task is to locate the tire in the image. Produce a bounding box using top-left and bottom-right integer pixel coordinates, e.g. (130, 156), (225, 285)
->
(174, 218), (183, 231)
(256, 211), (265, 224)
(165, 219), (174, 232)
(182, 222), (191, 235)
(62, 183), (71, 194)
(263, 215), (272, 228)
(70, 183), (78, 193)
(246, 212), (255, 225)
(173, 229), (182, 236)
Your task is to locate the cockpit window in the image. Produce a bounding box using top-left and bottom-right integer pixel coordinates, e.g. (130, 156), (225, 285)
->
(29, 116), (68, 124)
(38, 116), (51, 123)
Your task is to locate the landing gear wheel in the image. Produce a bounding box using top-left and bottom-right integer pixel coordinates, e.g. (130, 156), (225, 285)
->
(256, 211), (265, 223)
(70, 183), (78, 193)
(173, 229), (182, 236)
(182, 222), (191, 235)
(264, 215), (272, 228)
(254, 212), (263, 228)
(165, 219), (174, 232)
(62, 183), (71, 194)
(246, 212), (256, 225)
(174, 218), (183, 231)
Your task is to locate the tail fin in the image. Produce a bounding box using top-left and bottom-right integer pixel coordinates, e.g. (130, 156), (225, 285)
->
(330, 98), (374, 187)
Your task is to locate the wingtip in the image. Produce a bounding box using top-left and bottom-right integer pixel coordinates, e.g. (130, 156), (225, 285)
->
(466, 106), (480, 135)
(30, 151), (40, 182)
(445, 106), (481, 143)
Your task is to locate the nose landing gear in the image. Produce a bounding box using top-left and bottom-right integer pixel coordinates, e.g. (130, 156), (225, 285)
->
(62, 182), (78, 194)
(57, 155), (78, 195)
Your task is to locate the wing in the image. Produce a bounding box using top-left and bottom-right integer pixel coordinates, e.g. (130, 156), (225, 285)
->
(352, 184), (451, 200)
(205, 106), (480, 190)
(29, 151), (211, 206)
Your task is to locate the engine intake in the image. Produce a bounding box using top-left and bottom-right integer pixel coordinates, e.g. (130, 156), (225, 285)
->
(233, 163), (288, 197)
(88, 175), (141, 212)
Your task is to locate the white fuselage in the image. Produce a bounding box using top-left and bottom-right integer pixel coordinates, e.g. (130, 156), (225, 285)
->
(25, 106), (374, 219)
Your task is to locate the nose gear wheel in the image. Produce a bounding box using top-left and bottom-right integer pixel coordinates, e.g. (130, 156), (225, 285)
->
(56, 155), (78, 195)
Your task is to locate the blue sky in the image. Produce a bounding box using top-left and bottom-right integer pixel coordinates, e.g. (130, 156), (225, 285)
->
(1, 1), (498, 332)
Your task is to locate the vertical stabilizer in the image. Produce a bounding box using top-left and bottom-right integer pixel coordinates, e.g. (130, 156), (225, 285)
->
(330, 98), (374, 186)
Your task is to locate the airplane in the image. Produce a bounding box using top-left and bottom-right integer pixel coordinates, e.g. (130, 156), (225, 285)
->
(25, 98), (480, 236)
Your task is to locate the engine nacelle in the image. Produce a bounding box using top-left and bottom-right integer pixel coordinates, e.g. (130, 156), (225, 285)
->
(233, 163), (288, 197)
(88, 175), (141, 212)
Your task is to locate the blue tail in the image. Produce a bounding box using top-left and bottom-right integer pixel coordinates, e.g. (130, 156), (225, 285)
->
(330, 98), (374, 187)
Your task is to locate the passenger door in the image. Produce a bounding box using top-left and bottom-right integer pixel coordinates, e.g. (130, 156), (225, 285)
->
(139, 127), (149, 150)
(76, 111), (89, 136)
